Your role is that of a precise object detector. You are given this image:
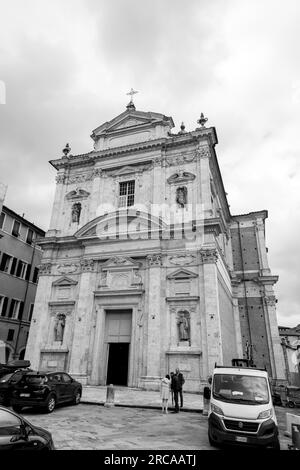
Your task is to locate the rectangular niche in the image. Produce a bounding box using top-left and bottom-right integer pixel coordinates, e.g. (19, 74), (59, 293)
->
(39, 351), (68, 372)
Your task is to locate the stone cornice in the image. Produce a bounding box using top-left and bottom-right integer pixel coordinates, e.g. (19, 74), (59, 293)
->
(255, 275), (279, 286)
(49, 129), (216, 171)
(166, 296), (200, 302)
(94, 289), (144, 297)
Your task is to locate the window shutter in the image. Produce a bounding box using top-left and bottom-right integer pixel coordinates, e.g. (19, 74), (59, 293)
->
(16, 260), (22, 277)
(10, 257), (18, 276)
(18, 302), (24, 320)
(8, 299), (15, 318)
(25, 264), (31, 281)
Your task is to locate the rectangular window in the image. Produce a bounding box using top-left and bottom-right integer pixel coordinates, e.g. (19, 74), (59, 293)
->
(18, 301), (24, 320)
(16, 260), (28, 279)
(11, 220), (21, 237)
(26, 229), (34, 245)
(32, 267), (39, 284)
(10, 257), (18, 276)
(8, 299), (21, 319)
(0, 253), (13, 273)
(7, 329), (14, 341)
(28, 303), (34, 322)
(0, 212), (5, 230)
(119, 180), (135, 208)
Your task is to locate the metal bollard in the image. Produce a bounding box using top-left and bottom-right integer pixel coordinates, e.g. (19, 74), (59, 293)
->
(104, 384), (115, 407)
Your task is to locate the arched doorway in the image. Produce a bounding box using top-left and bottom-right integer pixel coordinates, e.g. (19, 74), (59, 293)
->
(19, 349), (26, 360)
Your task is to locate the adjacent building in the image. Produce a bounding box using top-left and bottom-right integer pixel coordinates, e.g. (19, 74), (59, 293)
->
(25, 100), (286, 390)
(279, 324), (300, 386)
(0, 205), (45, 362)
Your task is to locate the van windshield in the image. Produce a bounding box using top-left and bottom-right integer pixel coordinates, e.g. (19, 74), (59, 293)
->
(213, 374), (269, 405)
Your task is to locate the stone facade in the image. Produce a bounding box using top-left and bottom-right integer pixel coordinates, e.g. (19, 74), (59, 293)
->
(25, 103), (286, 390)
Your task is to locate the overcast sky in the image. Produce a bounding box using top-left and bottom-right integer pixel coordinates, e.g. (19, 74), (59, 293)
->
(0, 0), (299, 327)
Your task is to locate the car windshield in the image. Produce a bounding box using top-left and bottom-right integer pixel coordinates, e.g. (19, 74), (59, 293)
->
(0, 373), (14, 383)
(24, 376), (47, 385)
(213, 374), (270, 405)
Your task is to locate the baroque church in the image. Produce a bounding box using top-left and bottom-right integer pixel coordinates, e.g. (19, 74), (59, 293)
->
(25, 95), (286, 391)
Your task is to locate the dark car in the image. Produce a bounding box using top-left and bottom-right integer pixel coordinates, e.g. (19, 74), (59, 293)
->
(11, 371), (82, 413)
(0, 360), (31, 379)
(0, 406), (55, 450)
(0, 369), (32, 407)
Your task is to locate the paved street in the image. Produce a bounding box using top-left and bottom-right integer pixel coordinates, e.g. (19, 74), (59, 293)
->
(17, 403), (300, 450)
(20, 404), (210, 450)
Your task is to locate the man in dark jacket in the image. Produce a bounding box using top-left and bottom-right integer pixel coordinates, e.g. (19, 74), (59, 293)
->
(171, 368), (185, 412)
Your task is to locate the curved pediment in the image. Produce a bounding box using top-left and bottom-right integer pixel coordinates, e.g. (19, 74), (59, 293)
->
(74, 210), (167, 240)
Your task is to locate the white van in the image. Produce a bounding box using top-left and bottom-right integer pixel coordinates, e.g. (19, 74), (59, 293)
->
(205, 366), (280, 449)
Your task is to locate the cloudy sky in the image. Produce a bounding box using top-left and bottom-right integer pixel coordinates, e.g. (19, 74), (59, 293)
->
(0, 0), (299, 327)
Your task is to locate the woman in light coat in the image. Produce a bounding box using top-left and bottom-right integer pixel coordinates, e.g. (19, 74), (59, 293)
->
(160, 374), (171, 414)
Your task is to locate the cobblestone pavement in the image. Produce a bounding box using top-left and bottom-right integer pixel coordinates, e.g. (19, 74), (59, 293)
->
(81, 386), (204, 411)
(20, 404), (210, 450)
(17, 403), (300, 450)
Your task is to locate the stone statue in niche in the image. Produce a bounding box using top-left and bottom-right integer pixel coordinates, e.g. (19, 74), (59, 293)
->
(54, 313), (66, 342)
(177, 312), (190, 341)
(176, 186), (187, 208)
(71, 202), (82, 223)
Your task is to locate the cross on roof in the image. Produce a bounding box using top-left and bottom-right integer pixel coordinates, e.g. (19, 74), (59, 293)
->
(126, 88), (138, 103)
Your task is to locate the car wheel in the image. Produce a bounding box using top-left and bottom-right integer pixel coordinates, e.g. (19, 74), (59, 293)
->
(12, 405), (23, 414)
(72, 390), (81, 405)
(288, 401), (295, 408)
(45, 394), (56, 413)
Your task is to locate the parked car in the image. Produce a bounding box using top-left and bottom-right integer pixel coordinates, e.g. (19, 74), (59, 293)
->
(0, 406), (55, 450)
(11, 371), (82, 413)
(286, 386), (300, 408)
(0, 369), (32, 407)
(0, 360), (31, 379)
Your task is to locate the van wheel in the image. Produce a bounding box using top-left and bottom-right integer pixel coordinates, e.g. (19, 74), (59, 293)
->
(12, 405), (22, 414)
(208, 432), (218, 447)
(271, 439), (280, 450)
(287, 401), (295, 408)
(44, 394), (56, 413)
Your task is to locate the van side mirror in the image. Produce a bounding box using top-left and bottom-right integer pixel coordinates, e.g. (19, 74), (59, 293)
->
(203, 386), (211, 400)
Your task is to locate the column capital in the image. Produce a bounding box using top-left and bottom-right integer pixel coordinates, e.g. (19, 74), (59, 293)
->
(147, 254), (162, 267)
(80, 258), (96, 272)
(39, 262), (52, 275)
(200, 248), (218, 264)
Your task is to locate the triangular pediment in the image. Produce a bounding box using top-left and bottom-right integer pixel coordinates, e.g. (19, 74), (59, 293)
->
(91, 109), (174, 138)
(167, 269), (198, 280)
(101, 256), (140, 270)
(52, 276), (78, 286)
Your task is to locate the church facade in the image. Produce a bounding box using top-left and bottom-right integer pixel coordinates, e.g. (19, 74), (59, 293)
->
(25, 100), (286, 391)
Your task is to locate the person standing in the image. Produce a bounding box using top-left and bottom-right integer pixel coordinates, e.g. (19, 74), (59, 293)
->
(171, 368), (185, 412)
(160, 374), (171, 414)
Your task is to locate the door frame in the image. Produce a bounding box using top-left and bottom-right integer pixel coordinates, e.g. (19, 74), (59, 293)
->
(90, 295), (142, 387)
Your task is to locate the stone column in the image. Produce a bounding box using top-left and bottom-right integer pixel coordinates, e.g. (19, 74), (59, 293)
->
(231, 279), (243, 358)
(197, 143), (212, 218)
(263, 291), (286, 380)
(68, 259), (96, 384)
(200, 249), (223, 374)
(25, 263), (53, 369)
(152, 158), (163, 206)
(254, 218), (270, 275)
(143, 254), (162, 388)
(90, 168), (102, 219)
(48, 172), (66, 232)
